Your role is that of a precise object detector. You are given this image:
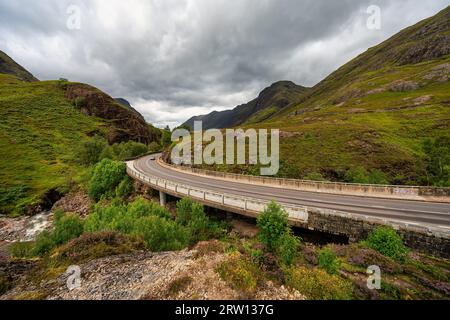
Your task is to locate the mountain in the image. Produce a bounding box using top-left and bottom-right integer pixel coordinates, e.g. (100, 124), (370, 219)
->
(0, 50), (38, 82)
(190, 7), (450, 186)
(114, 98), (145, 121)
(0, 51), (159, 215)
(184, 81), (309, 130)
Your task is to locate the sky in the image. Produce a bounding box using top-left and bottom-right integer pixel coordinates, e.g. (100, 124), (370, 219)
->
(0, 0), (448, 128)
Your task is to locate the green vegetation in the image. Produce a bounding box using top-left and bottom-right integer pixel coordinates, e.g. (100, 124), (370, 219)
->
(363, 226), (409, 262)
(423, 135), (450, 187)
(88, 159), (131, 201)
(318, 248), (341, 275)
(217, 252), (263, 295)
(176, 197), (227, 243)
(184, 8), (450, 186)
(85, 198), (189, 251)
(256, 201), (290, 251)
(10, 211), (84, 257)
(284, 266), (353, 300)
(0, 75), (106, 215)
(256, 201), (300, 266)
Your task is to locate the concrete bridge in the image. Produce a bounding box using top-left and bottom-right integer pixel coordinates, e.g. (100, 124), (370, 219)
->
(126, 155), (450, 258)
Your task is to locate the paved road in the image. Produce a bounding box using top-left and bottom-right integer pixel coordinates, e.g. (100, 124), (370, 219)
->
(133, 155), (450, 229)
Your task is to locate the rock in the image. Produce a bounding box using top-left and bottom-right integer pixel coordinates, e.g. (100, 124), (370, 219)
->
(52, 191), (92, 217)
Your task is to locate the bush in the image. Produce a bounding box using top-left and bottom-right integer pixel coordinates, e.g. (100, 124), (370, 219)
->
(304, 172), (327, 181)
(148, 142), (162, 153)
(176, 198), (225, 243)
(345, 167), (390, 185)
(257, 201), (289, 252)
(88, 159), (128, 201)
(33, 231), (56, 256)
(134, 216), (190, 251)
(115, 176), (134, 198)
(56, 231), (145, 264)
(79, 136), (107, 166)
(52, 212), (84, 246)
(217, 253), (261, 294)
(9, 241), (34, 259)
(364, 227), (409, 262)
(318, 248), (341, 275)
(423, 136), (450, 187)
(114, 141), (149, 161)
(73, 96), (87, 109)
(276, 232), (301, 266)
(176, 197), (195, 225)
(85, 197), (190, 252)
(284, 266), (353, 300)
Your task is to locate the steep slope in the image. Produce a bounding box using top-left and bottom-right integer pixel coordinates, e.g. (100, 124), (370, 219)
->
(115, 98), (145, 121)
(0, 54), (159, 215)
(0, 51), (38, 82)
(184, 81), (309, 130)
(249, 6), (450, 185)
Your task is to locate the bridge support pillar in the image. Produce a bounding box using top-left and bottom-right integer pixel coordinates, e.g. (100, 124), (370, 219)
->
(160, 191), (167, 207)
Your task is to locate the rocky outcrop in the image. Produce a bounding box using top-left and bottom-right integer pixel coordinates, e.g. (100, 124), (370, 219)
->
(65, 84), (158, 145)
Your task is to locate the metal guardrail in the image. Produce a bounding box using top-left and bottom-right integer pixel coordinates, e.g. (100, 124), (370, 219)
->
(126, 162), (309, 223)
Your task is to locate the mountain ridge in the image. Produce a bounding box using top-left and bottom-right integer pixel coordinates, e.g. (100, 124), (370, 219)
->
(184, 81), (310, 130)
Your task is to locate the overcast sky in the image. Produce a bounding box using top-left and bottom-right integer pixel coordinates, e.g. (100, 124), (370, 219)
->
(0, 1), (448, 127)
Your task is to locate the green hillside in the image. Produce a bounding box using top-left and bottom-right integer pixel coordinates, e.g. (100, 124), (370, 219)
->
(0, 51), (38, 82)
(0, 56), (161, 216)
(234, 7), (450, 185)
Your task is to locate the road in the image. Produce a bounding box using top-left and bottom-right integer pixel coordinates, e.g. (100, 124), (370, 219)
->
(133, 155), (450, 229)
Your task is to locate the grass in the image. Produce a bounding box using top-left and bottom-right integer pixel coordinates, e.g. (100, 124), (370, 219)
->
(0, 74), (109, 215)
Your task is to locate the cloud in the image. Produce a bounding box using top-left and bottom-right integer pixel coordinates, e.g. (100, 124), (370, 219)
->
(0, 0), (448, 127)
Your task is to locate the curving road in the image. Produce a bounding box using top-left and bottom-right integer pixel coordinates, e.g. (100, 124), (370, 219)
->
(133, 155), (450, 230)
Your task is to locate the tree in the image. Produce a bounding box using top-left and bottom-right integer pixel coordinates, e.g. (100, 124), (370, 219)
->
(88, 159), (128, 200)
(257, 201), (289, 251)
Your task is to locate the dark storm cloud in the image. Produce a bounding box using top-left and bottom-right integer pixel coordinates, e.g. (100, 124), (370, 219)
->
(0, 0), (448, 127)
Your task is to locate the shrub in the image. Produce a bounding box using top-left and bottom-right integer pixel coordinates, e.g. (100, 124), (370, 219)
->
(257, 201), (289, 251)
(368, 169), (390, 185)
(79, 136), (107, 166)
(176, 197), (195, 225)
(134, 216), (190, 251)
(187, 203), (210, 242)
(148, 142), (162, 153)
(73, 96), (87, 109)
(9, 241), (34, 259)
(56, 231), (145, 264)
(114, 141), (149, 161)
(217, 253), (261, 294)
(88, 159), (127, 200)
(304, 172), (327, 181)
(176, 198), (226, 243)
(52, 212), (84, 246)
(33, 231), (56, 256)
(364, 227), (409, 262)
(276, 232), (301, 266)
(85, 197), (189, 252)
(423, 136), (450, 187)
(345, 167), (390, 185)
(115, 176), (134, 198)
(318, 248), (341, 275)
(345, 166), (370, 184)
(284, 266), (353, 300)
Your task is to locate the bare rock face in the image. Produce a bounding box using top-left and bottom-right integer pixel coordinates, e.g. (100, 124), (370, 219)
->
(64, 84), (158, 145)
(52, 191), (92, 217)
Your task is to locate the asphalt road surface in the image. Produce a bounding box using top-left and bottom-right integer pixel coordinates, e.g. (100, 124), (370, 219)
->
(133, 155), (450, 230)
